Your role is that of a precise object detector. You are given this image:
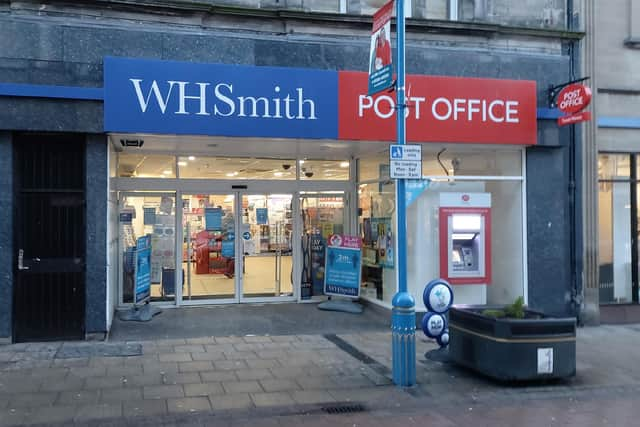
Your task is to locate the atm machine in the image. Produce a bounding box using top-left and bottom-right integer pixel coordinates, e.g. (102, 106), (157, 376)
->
(438, 192), (491, 304)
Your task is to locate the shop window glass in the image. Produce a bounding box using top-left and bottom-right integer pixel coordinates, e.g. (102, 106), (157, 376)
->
(119, 193), (176, 304)
(178, 156), (296, 180)
(118, 153), (176, 178)
(358, 148), (521, 182)
(422, 148), (522, 176)
(357, 155), (390, 182)
(599, 154), (630, 180)
(299, 159), (350, 181)
(405, 179), (524, 309)
(598, 182), (633, 304)
(358, 182), (397, 304)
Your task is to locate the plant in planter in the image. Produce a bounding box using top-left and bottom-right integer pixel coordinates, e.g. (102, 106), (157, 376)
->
(448, 296), (576, 381)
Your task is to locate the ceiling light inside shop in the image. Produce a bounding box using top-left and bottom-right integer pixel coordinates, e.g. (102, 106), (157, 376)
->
(274, 172), (284, 177)
(178, 161), (187, 166)
(226, 172), (235, 177)
(163, 170), (172, 174)
(188, 156), (196, 161)
(340, 162), (349, 168)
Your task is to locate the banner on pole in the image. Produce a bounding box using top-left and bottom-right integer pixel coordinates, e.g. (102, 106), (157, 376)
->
(368, 0), (394, 95)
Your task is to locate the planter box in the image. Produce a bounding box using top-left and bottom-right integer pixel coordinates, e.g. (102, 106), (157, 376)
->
(449, 305), (576, 381)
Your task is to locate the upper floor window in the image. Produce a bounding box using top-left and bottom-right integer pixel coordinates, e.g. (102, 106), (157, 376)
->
(213, 0), (569, 30)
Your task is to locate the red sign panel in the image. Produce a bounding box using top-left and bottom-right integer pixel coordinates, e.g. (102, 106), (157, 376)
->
(338, 71), (537, 145)
(558, 111), (592, 126)
(557, 83), (592, 115)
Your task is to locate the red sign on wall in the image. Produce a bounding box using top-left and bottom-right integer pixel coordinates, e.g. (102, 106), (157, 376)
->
(338, 71), (538, 145)
(556, 83), (592, 126)
(557, 83), (592, 115)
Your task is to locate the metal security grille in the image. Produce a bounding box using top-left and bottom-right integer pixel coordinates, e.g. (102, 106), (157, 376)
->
(13, 134), (86, 342)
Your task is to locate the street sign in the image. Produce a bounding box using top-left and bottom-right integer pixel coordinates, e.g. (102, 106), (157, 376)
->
(390, 144), (422, 179)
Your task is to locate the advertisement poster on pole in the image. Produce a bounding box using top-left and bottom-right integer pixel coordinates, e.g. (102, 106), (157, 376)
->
(134, 234), (152, 305)
(324, 234), (362, 298)
(368, 0), (394, 95)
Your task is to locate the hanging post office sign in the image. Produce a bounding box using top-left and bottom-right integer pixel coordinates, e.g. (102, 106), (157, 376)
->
(557, 83), (592, 127)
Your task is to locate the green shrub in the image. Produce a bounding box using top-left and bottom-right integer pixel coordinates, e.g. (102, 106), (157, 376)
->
(481, 296), (525, 319)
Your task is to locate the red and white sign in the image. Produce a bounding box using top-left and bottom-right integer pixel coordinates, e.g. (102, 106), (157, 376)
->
(556, 83), (592, 126)
(328, 234), (362, 249)
(339, 71), (537, 145)
(557, 83), (591, 115)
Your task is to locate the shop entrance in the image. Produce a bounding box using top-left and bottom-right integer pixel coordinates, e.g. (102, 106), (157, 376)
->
(181, 193), (294, 302)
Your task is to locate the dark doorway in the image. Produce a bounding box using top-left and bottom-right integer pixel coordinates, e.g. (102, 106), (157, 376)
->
(13, 134), (86, 342)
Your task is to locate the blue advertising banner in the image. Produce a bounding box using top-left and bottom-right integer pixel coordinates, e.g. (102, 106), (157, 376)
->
(135, 234), (152, 304)
(324, 243), (362, 298)
(256, 208), (268, 225)
(205, 207), (222, 231)
(104, 57), (338, 139)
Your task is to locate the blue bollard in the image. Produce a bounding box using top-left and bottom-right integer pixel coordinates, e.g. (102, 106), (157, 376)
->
(391, 292), (416, 386)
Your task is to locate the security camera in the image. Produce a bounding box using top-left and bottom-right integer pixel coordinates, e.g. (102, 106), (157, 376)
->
(305, 171), (314, 178)
(282, 164), (291, 170)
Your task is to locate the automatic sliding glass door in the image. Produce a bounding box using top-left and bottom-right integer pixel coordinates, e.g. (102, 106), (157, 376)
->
(181, 194), (237, 302)
(240, 194), (294, 300)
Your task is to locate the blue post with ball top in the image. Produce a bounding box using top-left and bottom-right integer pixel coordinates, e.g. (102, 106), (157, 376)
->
(391, 0), (416, 387)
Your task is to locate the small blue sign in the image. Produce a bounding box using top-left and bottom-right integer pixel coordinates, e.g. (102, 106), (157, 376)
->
(227, 231), (235, 241)
(135, 235), (152, 304)
(119, 212), (133, 223)
(205, 207), (222, 231)
(256, 208), (268, 225)
(242, 231), (252, 240)
(391, 146), (403, 159)
(221, 240), (235, 258)
(324, 246), (361, 298)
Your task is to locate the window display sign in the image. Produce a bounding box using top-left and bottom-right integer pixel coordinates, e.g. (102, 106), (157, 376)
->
(134, 234), (152, 305)
(371, 217), (394, 268)
(221, 239), (234, 258)
(324, 234), (362, 298)
(143, 207), (156, 225)
(310, 233), (326, 295)
(204, 207), (222, 231)
(256, 208), (268, 225)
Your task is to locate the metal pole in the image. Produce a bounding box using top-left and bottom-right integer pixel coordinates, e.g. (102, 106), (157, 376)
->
(391, 0), (416, 387)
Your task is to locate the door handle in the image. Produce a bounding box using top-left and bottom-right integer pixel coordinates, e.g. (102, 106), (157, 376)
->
(18, 249), (29, 271)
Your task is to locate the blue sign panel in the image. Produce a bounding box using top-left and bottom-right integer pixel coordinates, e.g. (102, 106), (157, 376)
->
(324, 247), (361, 298)
(135, 234), (152, 304)
(256, 208), (268, 225)
(242, 231), (252, 241)
(205, 207), (222, 231)
(104, 57), (338, 139)
(227, 231), (235, 241)
(221, 240), (235, 258)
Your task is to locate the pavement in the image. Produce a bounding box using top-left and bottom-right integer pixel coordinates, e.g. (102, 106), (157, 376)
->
(1, 306), (640, 426)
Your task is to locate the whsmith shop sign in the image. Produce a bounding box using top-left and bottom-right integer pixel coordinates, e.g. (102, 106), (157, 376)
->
(104, 57), (537, 145)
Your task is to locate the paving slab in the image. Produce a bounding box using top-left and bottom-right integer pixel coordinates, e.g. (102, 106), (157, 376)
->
(167, 396), (211, 413)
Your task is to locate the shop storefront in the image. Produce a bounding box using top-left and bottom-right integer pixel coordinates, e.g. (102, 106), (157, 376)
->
(101, 57), (535, 315)
(0, 8), (581, 342)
